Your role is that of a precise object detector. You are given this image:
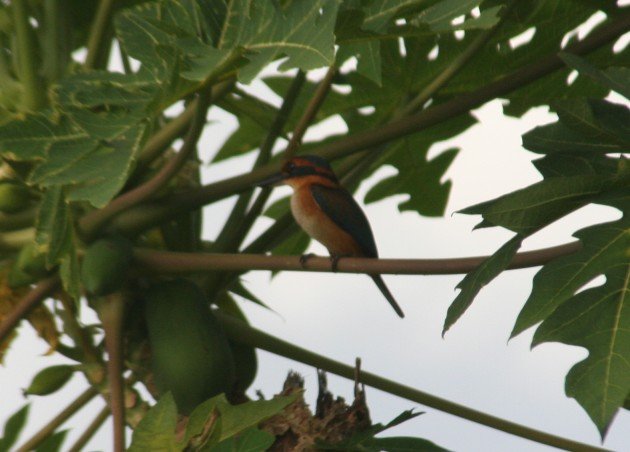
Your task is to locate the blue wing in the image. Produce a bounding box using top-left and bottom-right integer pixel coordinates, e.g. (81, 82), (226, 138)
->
(310, 184), (378, 257)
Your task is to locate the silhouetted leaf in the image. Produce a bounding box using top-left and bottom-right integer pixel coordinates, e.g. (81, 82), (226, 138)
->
(25, 365), (74, 396)
(443, 235), (523, 335)
(0, 405), (29, 452)
(532, 263), (630, 437)
(512, 212), (630, 338)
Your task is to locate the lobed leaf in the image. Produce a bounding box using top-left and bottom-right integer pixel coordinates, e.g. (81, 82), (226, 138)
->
(443, 234), (523, 335)
(532, 265), (630, 437)
(512, 211), (630, 338)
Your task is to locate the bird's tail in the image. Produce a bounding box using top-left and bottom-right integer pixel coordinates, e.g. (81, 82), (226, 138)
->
(370, 275), (405, 318)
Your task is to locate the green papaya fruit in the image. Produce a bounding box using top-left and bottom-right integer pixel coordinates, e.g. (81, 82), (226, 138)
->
(0, 182), (30, 213)
(15, 243), (47, 277)
(144, 279), (236, 414)
(217, 294), (257, 393)
(81, 237), (133, 296)
(8, 243), (48, 287)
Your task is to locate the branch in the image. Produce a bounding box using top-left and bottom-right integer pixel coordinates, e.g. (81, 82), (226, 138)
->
(12, 0), (45, 110)
(107, 12), (630, 237)
(67, 405), (110, 452)
(0, 275), (59, 344)
(85, 0), (116, 70)
(16, 386), (99, 452)
(132, 241), (581, 275)
(284, 66), (336, 160)
(216, 313), (609, 452)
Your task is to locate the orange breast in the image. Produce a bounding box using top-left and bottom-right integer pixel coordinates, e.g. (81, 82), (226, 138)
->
(291, 186), (363, 256)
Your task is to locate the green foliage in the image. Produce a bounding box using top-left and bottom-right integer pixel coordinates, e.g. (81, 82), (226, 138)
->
(80, 237), (133, 296)
(319, 409), (449, 451)
(0, 404), (29, 451)
(24, 365), (75, 396)
(451, 53), (630, 434)
(129, 392), (296, 451)
(0, 0), (628, 448)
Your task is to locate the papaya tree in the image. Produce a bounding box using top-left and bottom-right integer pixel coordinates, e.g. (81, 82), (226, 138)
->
(0, 0), (628, 450)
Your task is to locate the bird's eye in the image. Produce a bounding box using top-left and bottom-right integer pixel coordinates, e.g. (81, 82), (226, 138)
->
(286, 161), (296, 172)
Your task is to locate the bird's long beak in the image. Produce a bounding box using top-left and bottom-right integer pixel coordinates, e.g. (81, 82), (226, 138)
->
(257, 172), (288, 187)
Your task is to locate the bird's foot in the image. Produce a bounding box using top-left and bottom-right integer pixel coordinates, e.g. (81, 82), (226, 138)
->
(330, 255), (341, 272)
(299, 253), (317, 268)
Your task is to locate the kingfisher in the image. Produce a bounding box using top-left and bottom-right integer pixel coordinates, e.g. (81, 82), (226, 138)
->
(259, 155), (405, 318)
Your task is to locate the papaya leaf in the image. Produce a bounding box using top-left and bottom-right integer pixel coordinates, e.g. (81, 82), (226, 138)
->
(443, 234), (523, 336)
(364, 112), (474, 217)
(0, 404), (29, 452)
(220, 0), (340, 83)
(441, 1), (624, 116)
(129, 392), (179, 452)
(512, 209), (630, 338)
(24, 365), (74, 396)
(211, 427), (275, 452)
(416, 0), (482, 32)
(185, 393), (297, 444)
(531, 264), (630, 438)
(0, 114), (84, 161)
(522, 100), (629, 154)
(532, 153), (620, 178)
(460, 175), (614, 234)
(559, 52), (630, 100)
(214, 394), (297, 440)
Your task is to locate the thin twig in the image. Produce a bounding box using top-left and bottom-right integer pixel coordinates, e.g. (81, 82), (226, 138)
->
(132, 240), (581, 275)
(79, 86), (214, 239)
(67, 405), (111, 452)
(85, 0), (116, 70)
(284, 66), (336, 160)
(16, 386), (99, 452)
(106, 12), (630, 237)
(213, 70), (306, 253)
(0, 275), (59, 344)
(216, 313), (610, 452)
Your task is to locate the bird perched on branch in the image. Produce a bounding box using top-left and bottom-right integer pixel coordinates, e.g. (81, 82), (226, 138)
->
(259, 155), (405, 318)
